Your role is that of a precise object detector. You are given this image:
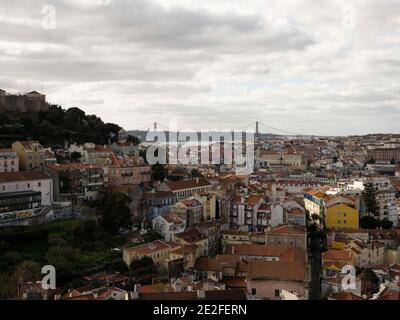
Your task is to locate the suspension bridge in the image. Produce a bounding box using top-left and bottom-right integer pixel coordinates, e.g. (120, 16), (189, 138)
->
(129, 121), (314, 139)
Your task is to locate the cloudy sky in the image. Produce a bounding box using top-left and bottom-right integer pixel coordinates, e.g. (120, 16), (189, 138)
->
(1, 0), (400, 135)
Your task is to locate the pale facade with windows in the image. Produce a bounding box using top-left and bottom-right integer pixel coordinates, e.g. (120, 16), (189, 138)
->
(0, 149), (19, 173)
(12, 141), (45, 170)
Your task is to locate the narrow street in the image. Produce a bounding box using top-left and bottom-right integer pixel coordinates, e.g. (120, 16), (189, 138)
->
(310, 238), (322, 300)
(308, 226), (325, 300)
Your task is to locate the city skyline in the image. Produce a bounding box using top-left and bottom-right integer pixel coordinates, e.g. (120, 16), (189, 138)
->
(1, 0), (400, 135)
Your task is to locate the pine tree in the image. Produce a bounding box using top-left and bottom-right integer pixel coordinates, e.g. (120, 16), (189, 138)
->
(361, 182), (379, 217)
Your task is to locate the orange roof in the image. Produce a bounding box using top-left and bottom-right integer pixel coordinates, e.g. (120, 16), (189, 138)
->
(248, 260), (308, 281)
(165, 178), (211, 191)
(323, 249), (353, 262)
(139, 282), (173, 294)
(231, 195), (264, 205)
(225, 244), (306, 263)
(0, 171), (50, 183)
(330, 292), (364, 300)
(15, 140), (43, 149)
(258, 204), (271, 211)
(174, 229), (207, 244)
(48, 163), (103, 171)
(194, 255), (240, 271)
(222, 277), (246, 288)
(289, 207), (305, 216)
(161, 212), (184, 224)
(124, 240), (171, 255)
(268, 224), (306, 236)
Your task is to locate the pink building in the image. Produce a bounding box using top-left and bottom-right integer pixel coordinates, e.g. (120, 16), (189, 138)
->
(246, 260), (310, 300)
(104, 154), (151, 187)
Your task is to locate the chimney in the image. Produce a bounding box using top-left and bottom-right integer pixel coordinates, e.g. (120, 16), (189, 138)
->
(196, 178), (199, 184)
(196, 290), (206, 299)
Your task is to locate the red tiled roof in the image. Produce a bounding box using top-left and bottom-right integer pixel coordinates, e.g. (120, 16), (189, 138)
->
(165, 178), (211, 191)
(268, 224), (306, 236)
(323, 249), (353, 262)
(248, 260), (308, 281)
(174, 229), (207, 244)
(124, 240), (171, 255)
(222, 277), (246, 288)
(194, 255), (240, 271)
(330, 292), (364, 300)
(0, 171), (50, 183)
(225, 244), (306, 263)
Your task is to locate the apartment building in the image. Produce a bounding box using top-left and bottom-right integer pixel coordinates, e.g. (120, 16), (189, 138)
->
(123, 240), (174, 266)
(229, 194), (266, 231)
(246, 260), (310, 300)
(170, 198), (204, 226)
(152, 212), (186, 242)
(0, 171), (53, 223)
(68, 143), (114, 164)
(45, 163), (104, 201)
(103, 154), (151, 187)
(258, 148), (303, 168)
(369, 148), (400, 163)
(266, 225), (307, 251)
(0, 149), (19, 173)
(141, 190), (177, 221)
(156, 178), (212, 200)
(12, 141), (45, 170)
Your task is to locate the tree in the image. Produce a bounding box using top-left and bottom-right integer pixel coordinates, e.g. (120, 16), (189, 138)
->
(190, 168), (202, 178)
(151, 163), (166, 181)
(100, 192), (132, 235)
(12, 261), (41, 298)
(126, 135), (140, 146)
(129, 256), (154, 273)
(380, 218), (393, 229)
(70, 151), (82, 163)
(71, 219), (104, 243)
(105, 254), (129, 273)
(363, 268), (380, 294)
(360, 216), (380, 229)
(46, 244), (79, 273)
(361, 182), (379, 217)
(124, 278), (136, 291)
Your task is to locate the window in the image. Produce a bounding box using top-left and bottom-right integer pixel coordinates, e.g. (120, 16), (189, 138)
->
(275, 289), (280, 297)
(27, 183), (30, 188)
(38, 182), (41, 187)
(251, 288), (256, 295)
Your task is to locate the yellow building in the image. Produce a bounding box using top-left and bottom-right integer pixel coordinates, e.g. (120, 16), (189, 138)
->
(12, 141), (45, 171)
(122, 240), (174, 266)
(173, 229), (209, 256)
(325, 203), (359, 229)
